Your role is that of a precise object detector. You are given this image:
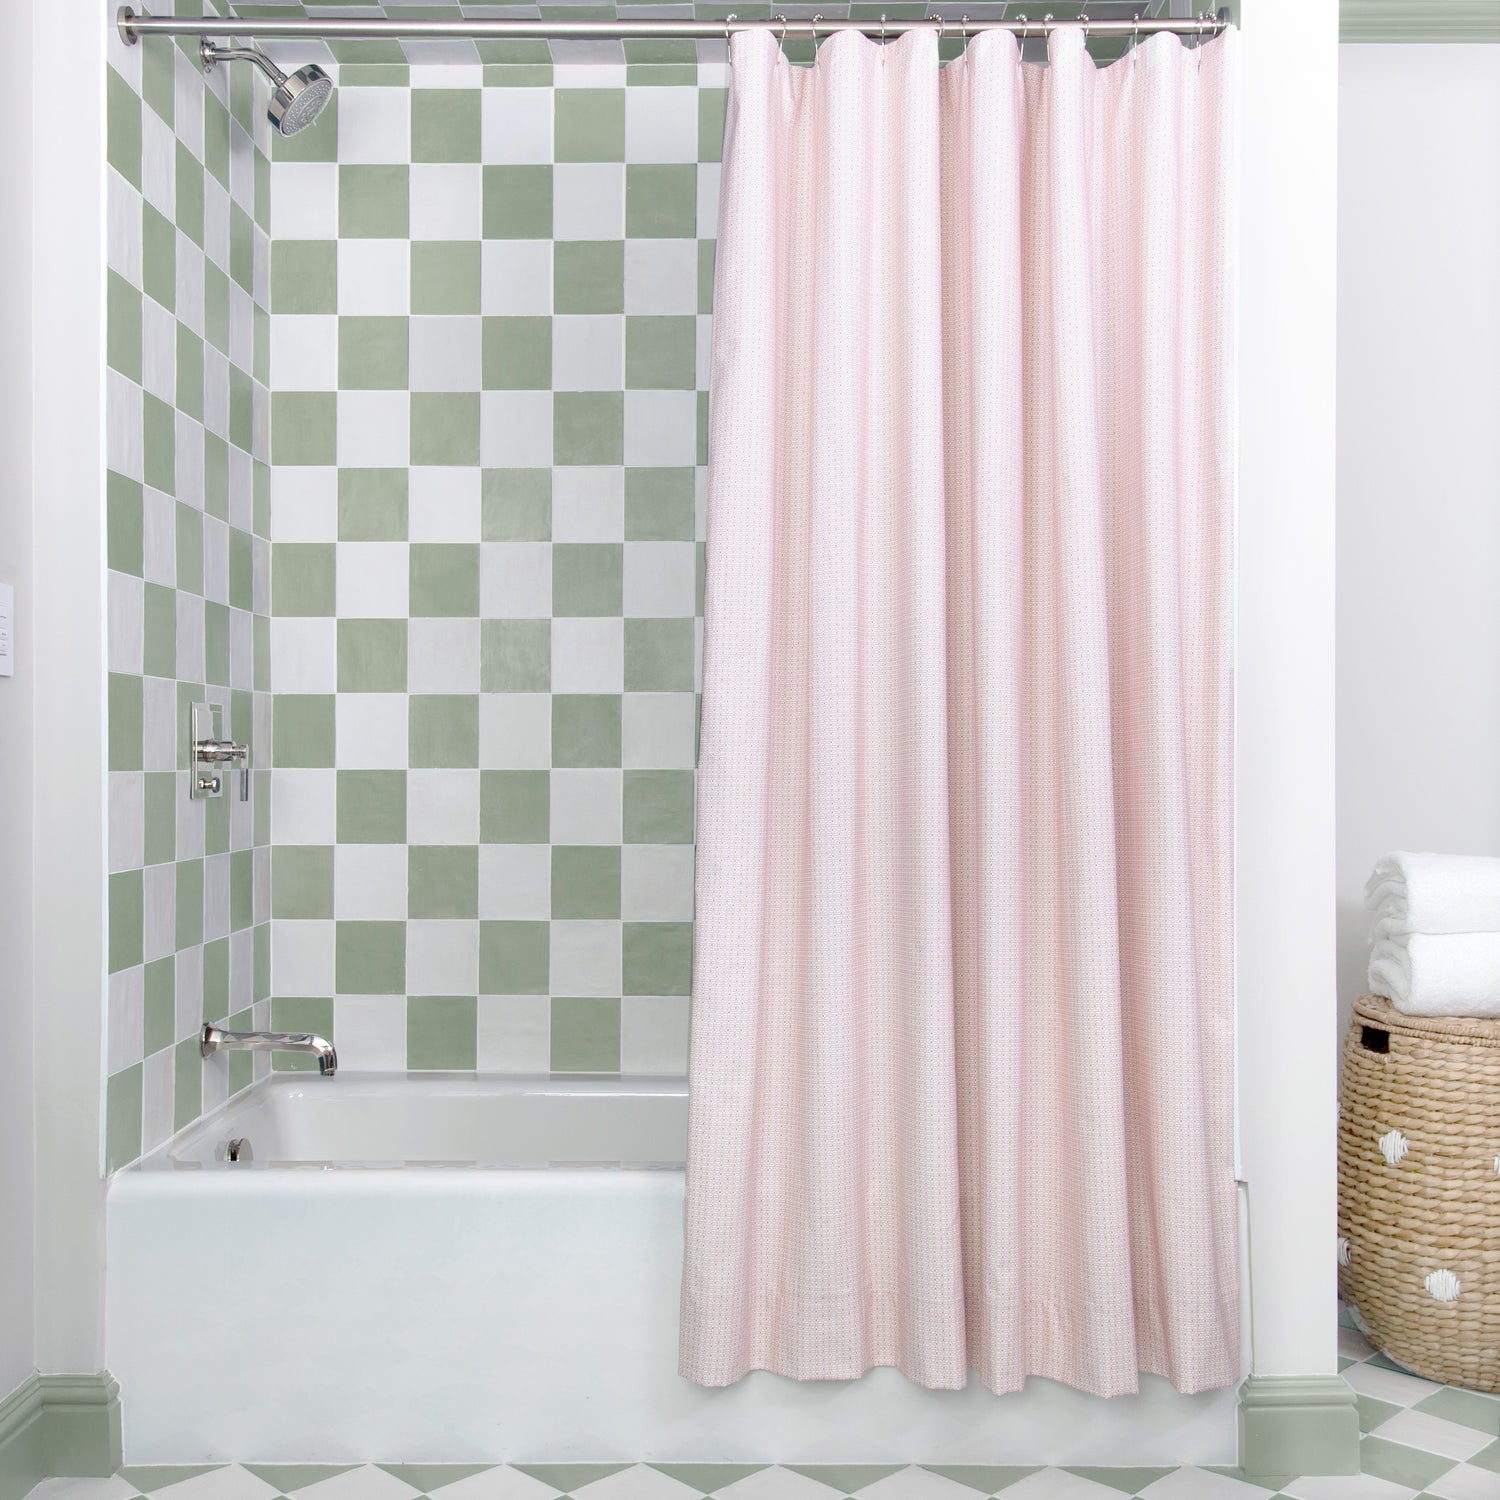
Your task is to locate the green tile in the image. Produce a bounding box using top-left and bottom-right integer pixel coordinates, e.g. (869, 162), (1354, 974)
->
(338, 468), (409, 541)
(107, 67), (142, 190)
(340, 163), (410, 238)
(1357, 1436), (1456, 1491)
(626, 316), (696, 389)
(624, 468), (695, 541)
(336, 770), (408, 844)
(143, 772), (177, 866)
(1356, 1393), (1404, 1433)
(105, 1064), (143, 1173)
(107, 270), (142, 381)
(229, 201), (255, 294)
(143, 202), (176, 312)
(273, 846), (335, 919)
(627, 165), (697, 238)
(273, 391), (337, 466)
(174, 323), (206, 436)
(1414, 1387), (1500, 1435)
(176, 859), (204, 952)
(648, 1469), (769, 1495)
(229, 526), (253, 612)
(1472, 1440), (1500, 1473)
(624, 770), (694, 844)
(699, 88), (728, 161)
(176, 141), (204, 249)
(204, 261), (230, 354)
(376, 1468), (493, 1493)
(480, 619), (551, 693)
(697, 389), (710, 465)
(412, 89), (481, 162)
(481, 770), (551, 844)
(109, 672), (143, 772)
(411, 392), (481, 467)
(697, 239), (715, 315)
(625, 619), (695, 691)
(554, 393), (624, 467)
(336, 921), (407, 994)
(229, 362), (255, 453)
(230, 849), (253, 933)
(552, 845), (621, 919)
(108, 869), (144, 974)
(555, 89), (625, 162)
(482, 468), (551, 542)
(623, 921), (693, 995)
(514, 1469), (631, 1495)
(142, 393), (175, 494)
(338, 618), (408, 693)
(554, 241), (624, 315)
(107, 471), (144, 576)
(270, 997), (336, 1072)
(273, 543), (336, 616)
(1062, 1470), (1174, 1494)
(479, 921), (549, 995)
(410, 695), (479, 768)
(173, 1037), (203, 1130)
(272, 241), (338, 314)
(203, 600), (230, 688)
(242, 1470), (357, 1494)
(140, 955), (176, 1056)
(410, 543), (480, 617)
(202, 935), (227, 1019)
(339, 316), (410, 390)
(787, 1470), (903, 1494)
(550, 996), (620, 1072)
(407, 995), (478, 1070)
(483, 316), (553, 390)
(552, 694), (622, 768)
(553, 543), (623, 616)
(176, 503), (203, 595)
(141, 34), (174, 124)
(141, 573), (176, 673)
(204, 431), (229, 518)
(480, 53), (554, 76)
(273, 695), (336, 768)
(412, 241), (482, 314)
(409, 845), (479, 919)
(483, 165), (554, 239)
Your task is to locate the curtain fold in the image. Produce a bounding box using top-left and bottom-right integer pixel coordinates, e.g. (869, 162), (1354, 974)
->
(682, 23), (1239, 1399)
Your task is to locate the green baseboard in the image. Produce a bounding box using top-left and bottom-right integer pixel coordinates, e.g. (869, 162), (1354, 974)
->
(0, 1374), (122, 1500)
(1238, 1374), (1360, 1481)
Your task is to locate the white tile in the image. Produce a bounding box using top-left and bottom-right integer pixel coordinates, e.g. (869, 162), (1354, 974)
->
(273, 618), (339, 694)
(621, 543), (696, 618)
(337, 694), (409, 770)
(408, 769), (481, 844)
(142, 675), (178, 774)
(27, 1480), (144, 1500)
(1342, 1360), (1445, 1408)
(176, 236), (205, 338)
(624, 240), (699, 315)
(338, 239), (411, 316)
(482, 241), (553, 317)
(553, 316), (624, 392)
(176, 781), (207, 861)
(293, 1468), (421, 1500)
(550, 768), (622, 844)
(989, 1474), (1125, 1500)
(407, 919), (479, 993)
(624, 391), (697, 467)
(552, 617), (624, 693)
(476, 996), (551, 1073)
(623, 693), (697, 769)
(106, 369), (143, 483)
(480, 391), (554, 468)
(409, 618), (482, 695)
(273, 314), (339, 391)
(203, 515), (230, 605)
(1280, 1476), (1418, 1500)
(335, 994), (409, 1071)
(483, 88), (553, 164)
(141, 107), (177, 219)
(480, 694), (551, 769)
(143, 861), (177, 963)
(204, 852), (231, 943)
(697, 314), (713, 390)
(553, 468), (624, 543)
(108, 570), (144, 676)
(697, 162), (721, 239)
(1337, 1327), (1376, 1362)
(274, 164), (340, 241)
(152, 1468), (282, 1500)
(625, 88), (699, 163)
(176, 946), (204, 1042)
(570, 1468), (699, 1500)
(1427, 1462), (1500, 1500)
(478, 844), (551, 921)
(108, 965), (146, 1073)
(550, 919), (622, 997)
(272, 769), (337, 846)
(1136, 1469), (1276, 1498)
(620, 996), (690, 1075)
(715, 1473), (846, 1500)
(335, 87), (411, 162)
(621, 845), (695, 921)
(141, 295), (176, 404)
(409, 466), (482, 543)
(176, 592), (205, 684)
(338, 542), (410, 618)
(273, 468), (340, 543)
(411, 164), (484, 240)
(109, 772), (145, 876)
(339, 390), (411, 467)
(554, 163), (625, 240)
(481, 542), (553, 618)
(336, 843), (408, 921)
(1372, 1408), (1493, 1462)
(434, 1466), (564, 1500)
(143, 486), (177, 587)
(410, 316), (483, 394)
(554, 61), (626, 88)
(142, 1044), (175, 1152)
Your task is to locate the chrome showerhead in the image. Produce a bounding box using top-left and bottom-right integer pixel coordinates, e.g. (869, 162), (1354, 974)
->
(200, 39), (334, 138)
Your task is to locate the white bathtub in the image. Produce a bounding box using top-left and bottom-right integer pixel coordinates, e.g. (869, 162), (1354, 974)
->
(106, 1075), (1238, 1464)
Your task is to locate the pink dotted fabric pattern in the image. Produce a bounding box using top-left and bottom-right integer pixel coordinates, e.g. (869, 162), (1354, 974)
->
(682, 25), (1240, 1399)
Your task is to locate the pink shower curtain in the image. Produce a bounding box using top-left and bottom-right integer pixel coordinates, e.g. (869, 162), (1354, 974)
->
(682, 24), (1239, 1399)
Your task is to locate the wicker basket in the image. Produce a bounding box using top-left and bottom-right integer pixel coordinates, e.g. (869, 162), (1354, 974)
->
(1338, 995), (1500, 1392)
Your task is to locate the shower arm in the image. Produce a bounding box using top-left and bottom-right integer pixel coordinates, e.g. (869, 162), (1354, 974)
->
(198, 39), (291, 88)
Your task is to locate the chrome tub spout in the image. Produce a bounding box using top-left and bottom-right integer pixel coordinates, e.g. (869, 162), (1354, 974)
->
(201, 1023), (338, 1077)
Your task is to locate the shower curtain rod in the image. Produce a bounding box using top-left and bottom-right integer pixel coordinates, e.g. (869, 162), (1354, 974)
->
(117, 5), (1231, 45)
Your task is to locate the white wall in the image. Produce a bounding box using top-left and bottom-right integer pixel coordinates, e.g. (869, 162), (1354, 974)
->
(1336, 45), (1500, 1030)
(0, 0), (38, 1403)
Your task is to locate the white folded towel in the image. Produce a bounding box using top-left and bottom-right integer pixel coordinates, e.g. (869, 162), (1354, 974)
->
(1364, 850), (1500, 937)
(1368, 932), (1500, 1018)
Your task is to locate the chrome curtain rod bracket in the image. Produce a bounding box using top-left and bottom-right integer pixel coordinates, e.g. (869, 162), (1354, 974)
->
(116, 5), (1232, 45)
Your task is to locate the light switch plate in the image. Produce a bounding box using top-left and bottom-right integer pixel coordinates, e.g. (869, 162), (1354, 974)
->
(0, 583), (13, 678)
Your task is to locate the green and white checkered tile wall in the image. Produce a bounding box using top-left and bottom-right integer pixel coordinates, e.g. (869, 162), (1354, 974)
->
(105, 3), (275, 1173)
